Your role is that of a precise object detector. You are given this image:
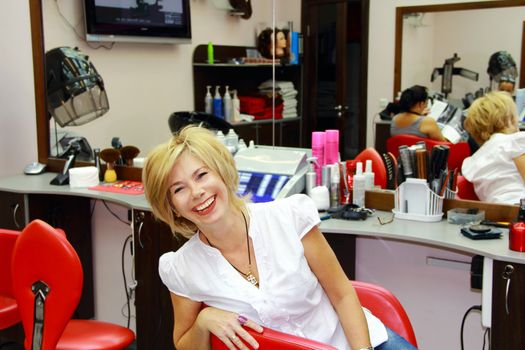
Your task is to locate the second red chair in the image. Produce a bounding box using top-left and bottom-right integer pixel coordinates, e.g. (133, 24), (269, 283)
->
(386, 134), (470, 171)
(11, 220), (135, 350)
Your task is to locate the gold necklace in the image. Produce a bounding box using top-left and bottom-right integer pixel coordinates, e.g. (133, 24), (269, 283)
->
(204, 212), (258, 287)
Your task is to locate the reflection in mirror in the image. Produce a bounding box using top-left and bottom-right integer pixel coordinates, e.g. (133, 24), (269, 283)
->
(394, 1), (525, 99)
(33, 0), (301, 174)
(401, 6), (525, 101)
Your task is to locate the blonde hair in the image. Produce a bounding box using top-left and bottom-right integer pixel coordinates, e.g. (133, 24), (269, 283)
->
(142, 125), (246, 238)
(464, 91), (518, 145)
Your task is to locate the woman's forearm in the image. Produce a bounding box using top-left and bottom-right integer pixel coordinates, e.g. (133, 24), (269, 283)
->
(334, 292), (372, 349)
(174, 322), (211, 350)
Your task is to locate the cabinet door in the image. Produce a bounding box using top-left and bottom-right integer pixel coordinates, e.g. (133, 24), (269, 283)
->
(0, 191), (26, 230)
(133, 210), (187, 350)
(491, 260), (525, 349)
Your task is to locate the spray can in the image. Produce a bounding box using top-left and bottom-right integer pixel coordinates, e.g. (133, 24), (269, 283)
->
(305, 157), (317, 197)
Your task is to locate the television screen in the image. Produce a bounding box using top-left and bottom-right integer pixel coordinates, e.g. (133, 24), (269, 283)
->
(84, 0), (191, 44)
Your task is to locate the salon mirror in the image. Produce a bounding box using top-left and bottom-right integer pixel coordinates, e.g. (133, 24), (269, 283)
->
(394, 1), (525, 100)
(30, 0), (301, 179)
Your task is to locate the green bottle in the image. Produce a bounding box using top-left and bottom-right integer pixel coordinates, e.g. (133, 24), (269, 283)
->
(207, 42), (214, 64)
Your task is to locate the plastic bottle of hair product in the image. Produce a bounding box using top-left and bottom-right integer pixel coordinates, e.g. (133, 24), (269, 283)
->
(207, 42), (214, 64)
(324, 129), (340, 165)
(204, 85), (213, 114)
(330, 164), (340, 210)
(223, 85), (232, 122)
(311, 132), (325, 186)
(213, 86), (223, 118)
(352, 162), (365, 208)
(226, 128), (239, 153)
(364, 159), (375, 191)
(216, 130), (226, 145)
(232, 89), (240, 122)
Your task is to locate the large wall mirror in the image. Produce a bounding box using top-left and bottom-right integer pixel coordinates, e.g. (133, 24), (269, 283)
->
(394, 0), (525, 100)
(30, 0), (300, 179)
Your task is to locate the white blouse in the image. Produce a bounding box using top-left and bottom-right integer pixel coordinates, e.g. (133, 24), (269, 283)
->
(462, 132), (525, 204)
(159, 194), (387, 349)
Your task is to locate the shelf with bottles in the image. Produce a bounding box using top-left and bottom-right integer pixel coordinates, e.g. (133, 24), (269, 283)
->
(192, 44), (303, 148)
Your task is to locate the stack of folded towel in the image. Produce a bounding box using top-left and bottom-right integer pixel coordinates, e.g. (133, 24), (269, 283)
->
(258, 80), (298, 119)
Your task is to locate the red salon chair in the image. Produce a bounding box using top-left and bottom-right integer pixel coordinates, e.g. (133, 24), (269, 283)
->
(354, 147), (388, 189)
(386, 134), (470, 171)
(352, 280), (417, 348)
(0, 229), (21, 331)
(11, 219), (135, 350)
(456, 175), (479, 201)
(211, 281), (417, 349)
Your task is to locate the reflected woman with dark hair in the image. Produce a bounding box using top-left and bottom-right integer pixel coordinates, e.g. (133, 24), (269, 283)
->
(256, 27), (289, 59)
(390, 85), (446, 141)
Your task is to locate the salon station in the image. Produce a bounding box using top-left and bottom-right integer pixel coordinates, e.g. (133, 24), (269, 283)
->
(1, 1), (525, 350)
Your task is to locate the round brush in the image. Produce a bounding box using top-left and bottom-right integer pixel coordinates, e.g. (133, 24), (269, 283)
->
(100, 148), (121, 183)
(120, 145), (140, 166)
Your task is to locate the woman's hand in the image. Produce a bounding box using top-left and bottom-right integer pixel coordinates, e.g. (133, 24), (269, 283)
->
(196, 307), (263, 350)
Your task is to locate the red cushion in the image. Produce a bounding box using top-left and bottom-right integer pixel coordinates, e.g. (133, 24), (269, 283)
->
(386, 134), (470, 171)
(56, 320), (135, 350)
(0, 228), (21, 329)
(0, 294), (19, 329)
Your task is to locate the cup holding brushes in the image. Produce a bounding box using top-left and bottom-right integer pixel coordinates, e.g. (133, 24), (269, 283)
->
(100, 148), (121, 183)
(120, 145), (140, 166)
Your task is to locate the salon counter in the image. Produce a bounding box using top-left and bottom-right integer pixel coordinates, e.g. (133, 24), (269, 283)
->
(0, 173), (524, 349)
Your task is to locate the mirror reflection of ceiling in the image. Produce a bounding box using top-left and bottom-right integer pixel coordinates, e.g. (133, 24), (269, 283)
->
(401, 6), (525, 100)
(43, 0), (301, 159)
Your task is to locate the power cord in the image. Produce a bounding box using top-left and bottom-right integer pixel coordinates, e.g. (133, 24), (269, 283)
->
(460, 305), (482, 350)
(121, 234), (134, 329)
(102, 200), (130, 225)
(54, 0), (115, 50)
(482, 327), (491, 350)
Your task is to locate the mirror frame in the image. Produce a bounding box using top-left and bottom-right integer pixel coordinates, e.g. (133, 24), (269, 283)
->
(394, 0), (525, 99)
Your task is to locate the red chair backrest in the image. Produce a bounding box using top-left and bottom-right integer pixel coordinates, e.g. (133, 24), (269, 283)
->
(456, 175), (479, 201)
(211, 326), (336, 350)
(352, 281), (418, 348)
(386, 134), (470, 171)
(211, 281), (417, 349)
(354, 147), (387, 189)
(0, 228), (21, 330)
(11, 219), (83, 350)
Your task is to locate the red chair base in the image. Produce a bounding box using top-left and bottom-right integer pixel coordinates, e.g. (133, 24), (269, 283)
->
(54, 320), (135, 350)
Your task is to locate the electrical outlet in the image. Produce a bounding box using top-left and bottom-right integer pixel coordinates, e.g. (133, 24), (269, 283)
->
(379, 98), (389, 109)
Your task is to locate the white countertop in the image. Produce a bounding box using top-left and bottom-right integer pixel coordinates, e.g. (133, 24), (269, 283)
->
(1, 173), (524, 264)
(0, 172), (151, 211)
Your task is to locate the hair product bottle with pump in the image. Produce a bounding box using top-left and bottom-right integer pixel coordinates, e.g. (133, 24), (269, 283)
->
(353, 162), (365, 207)
(364, 160), (375, 191)
(232, 89), (240, 122)
(213, 86), (223, 118)
(223, 85), (232, 122)
(205, 85), (213, 114)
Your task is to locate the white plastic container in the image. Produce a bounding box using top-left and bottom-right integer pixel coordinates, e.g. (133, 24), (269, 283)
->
(352, 162), (365, 208)
(393, 178), (444, 222)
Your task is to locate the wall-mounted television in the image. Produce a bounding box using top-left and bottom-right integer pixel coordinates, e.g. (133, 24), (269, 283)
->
(83, 0), (191, 44)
